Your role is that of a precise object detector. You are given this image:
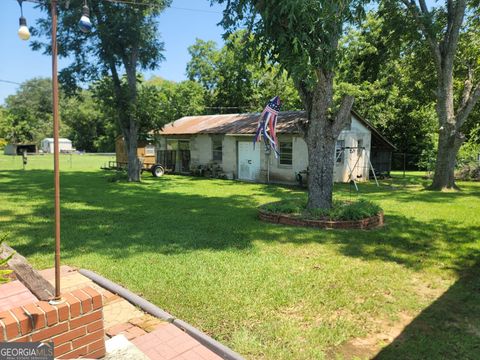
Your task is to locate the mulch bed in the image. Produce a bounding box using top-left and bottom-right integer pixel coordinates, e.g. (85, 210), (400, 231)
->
(259, 209), (384, 230)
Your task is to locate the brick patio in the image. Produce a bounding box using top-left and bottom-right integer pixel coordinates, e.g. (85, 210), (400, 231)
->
(0, 266), (225, 360)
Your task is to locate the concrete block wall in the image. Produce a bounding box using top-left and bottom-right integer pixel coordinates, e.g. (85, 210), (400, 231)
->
(0, 286), (106, 359)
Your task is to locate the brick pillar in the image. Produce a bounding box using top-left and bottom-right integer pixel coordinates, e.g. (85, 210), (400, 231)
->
(0, 286), (106, 359)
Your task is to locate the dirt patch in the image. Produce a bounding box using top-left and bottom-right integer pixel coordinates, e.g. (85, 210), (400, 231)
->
(329, 312), (414, 360)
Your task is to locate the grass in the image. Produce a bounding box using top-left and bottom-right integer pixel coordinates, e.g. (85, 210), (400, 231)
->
(1, 154), (479, 359)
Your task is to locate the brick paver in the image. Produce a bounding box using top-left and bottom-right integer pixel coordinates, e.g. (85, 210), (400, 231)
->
(132, 324), (223, 360)
(0, 267), (229, 360)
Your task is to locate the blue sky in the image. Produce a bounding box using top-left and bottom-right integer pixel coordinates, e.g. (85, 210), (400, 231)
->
(0, 0), (440, 104)
(0, 0), (226, 103)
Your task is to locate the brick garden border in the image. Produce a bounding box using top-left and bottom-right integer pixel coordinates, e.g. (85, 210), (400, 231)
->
(259, 208), (384, 230)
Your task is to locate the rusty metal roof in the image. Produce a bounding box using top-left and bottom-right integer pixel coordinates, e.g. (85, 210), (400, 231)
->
(159, 111), (305, 135)
(159, 110), (397, 150)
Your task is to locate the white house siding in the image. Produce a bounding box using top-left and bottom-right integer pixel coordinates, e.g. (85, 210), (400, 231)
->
(157, 114), (372, 184)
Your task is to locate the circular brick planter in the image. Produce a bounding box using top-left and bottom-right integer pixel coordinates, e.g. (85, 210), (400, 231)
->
(258, 209), (384, 230)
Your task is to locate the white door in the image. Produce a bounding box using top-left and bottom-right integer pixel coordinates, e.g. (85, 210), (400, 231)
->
(238, 141), (261, 181)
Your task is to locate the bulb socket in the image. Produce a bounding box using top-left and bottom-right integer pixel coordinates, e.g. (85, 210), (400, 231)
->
(19, 16), (27, 27)
(82, 5), (90, 17)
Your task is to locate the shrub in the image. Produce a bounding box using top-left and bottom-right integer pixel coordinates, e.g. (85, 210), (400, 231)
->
(260, 199), (382, 221)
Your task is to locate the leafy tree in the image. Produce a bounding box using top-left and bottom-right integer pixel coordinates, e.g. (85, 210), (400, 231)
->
(2, 78), (70, 144)
(32, 0), (171, 181)
(186, 33), (302, 114)
(336, 13), (438, 168)
(61, 91), (115, 152)
(384, 0), (480, 189)
(216, 1), (367, 209)
(146, 77), (206, 121)
(92, 77), (169, 141)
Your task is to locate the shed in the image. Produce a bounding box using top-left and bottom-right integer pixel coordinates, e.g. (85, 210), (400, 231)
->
(40, 138), (73, 153)
(3, 143), (37, 155)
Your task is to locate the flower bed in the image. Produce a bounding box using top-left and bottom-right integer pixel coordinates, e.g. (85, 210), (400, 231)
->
(259, 199), (384, 230)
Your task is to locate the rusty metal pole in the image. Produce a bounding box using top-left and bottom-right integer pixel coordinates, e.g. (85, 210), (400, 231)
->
(51, 0), (61, 301)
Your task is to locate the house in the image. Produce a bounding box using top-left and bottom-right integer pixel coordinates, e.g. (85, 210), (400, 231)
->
(157, 110), (396, 184)
(3, 143), (37, 155)
(40, 138), (73, 153)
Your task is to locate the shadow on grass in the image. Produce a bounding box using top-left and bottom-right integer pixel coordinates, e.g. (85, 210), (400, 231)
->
(0, 170), (478, 272)
(2, 169), (480, 358)
(374, 261), (480, 359)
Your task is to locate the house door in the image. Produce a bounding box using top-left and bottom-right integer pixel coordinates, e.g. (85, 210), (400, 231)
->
(238, 141), (261, 181)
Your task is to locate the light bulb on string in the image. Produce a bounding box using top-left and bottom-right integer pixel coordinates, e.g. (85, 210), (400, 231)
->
(17, 0), (30, 41)
(78, 1), (92, 33)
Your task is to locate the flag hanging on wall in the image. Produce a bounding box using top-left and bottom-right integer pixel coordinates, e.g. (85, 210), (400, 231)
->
(253, 96), (281, 157)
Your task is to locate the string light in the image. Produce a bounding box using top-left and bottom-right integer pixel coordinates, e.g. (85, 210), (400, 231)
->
(78, 0), (92, 33)
(17, 0), (31, 40)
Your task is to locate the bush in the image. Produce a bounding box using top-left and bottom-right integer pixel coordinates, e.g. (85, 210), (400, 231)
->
(260, 199), (382, 221)
(456, 163), (480, 181)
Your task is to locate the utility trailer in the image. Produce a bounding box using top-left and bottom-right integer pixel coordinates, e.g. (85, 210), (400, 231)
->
(101, 136), (165, 177)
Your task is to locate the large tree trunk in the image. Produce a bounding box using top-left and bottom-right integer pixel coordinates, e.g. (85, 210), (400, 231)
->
(430, 124), (464, 190)
(306, 125), (336, 209)
(304, 70), (354, 210)
(124, 57), (141, 182)
(123, 123), (141, 182)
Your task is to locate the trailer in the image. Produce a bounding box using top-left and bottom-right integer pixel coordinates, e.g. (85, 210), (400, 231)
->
(101, 136), (165, 177)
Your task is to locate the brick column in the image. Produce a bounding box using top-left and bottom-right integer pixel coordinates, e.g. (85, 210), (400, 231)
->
(0, 286), (106, 359)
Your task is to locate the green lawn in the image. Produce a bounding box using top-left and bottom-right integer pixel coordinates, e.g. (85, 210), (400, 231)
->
(1, 154), (479, 359)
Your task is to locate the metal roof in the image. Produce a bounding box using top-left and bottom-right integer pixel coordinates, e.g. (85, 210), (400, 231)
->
(159, 110), (397, 150)
(159, 111), (303, 135)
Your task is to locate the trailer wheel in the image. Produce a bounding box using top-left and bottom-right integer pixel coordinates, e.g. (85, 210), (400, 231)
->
(151, 165), (164, 178)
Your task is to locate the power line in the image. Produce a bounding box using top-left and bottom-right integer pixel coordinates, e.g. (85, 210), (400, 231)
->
(0, 80), (22, 86)
(18, 0), (222, 14)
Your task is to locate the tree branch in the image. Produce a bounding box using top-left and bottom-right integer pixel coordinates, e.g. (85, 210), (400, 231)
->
(456, 81), (480, 130)
(294, 79), (313, 136)
(400, 0), (442, 71)
(442, 0), (466, 71)
(333, 95), (354, 136)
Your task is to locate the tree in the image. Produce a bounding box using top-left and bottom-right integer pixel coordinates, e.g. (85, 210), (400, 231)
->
(336, 12), (438, 168)
(389, 0), (480, 189)
(2, 78), (70, 144)
(92, 77), (169, 141)
(186, 33), (302, 114)
(146, 77), (206, 121)
(217, 1), (367, 209)
(61, 91), (115, 152)
(33, 0), (171, 181)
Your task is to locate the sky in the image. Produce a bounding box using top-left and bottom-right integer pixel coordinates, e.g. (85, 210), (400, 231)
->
(0, 0), (226, 103)
(0, 0), (440, 104)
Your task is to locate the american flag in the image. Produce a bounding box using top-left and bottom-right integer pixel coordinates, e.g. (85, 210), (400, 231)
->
(253, 96), (281, 157)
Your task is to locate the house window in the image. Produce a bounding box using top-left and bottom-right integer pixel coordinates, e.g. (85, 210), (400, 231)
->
(357, 139), (363, 156)
(344, 119), (352, 131)
(145, 144), (155, 156)
(279, 141), (293, 166)
(336, 140), (345, 163)
(212, 138), (223, 162)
